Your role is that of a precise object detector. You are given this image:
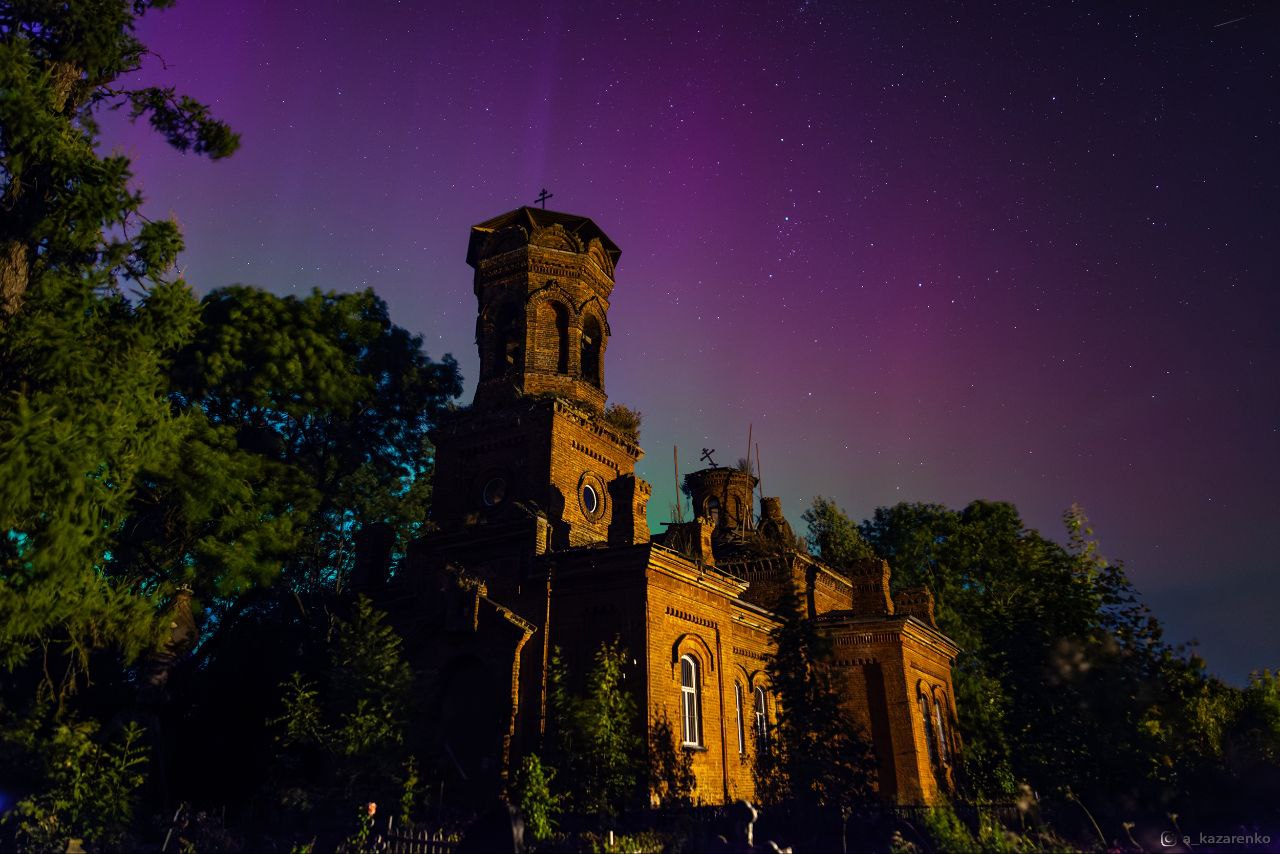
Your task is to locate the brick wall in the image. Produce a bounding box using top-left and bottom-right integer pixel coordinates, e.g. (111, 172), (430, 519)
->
(825, 616), (961, 804)
(724, 605), (776, 802)
(430, 398), (645, 550)
(547, 400), (643, 547)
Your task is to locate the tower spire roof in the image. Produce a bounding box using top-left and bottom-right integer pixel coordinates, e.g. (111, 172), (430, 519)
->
(466, 206), (621, 268)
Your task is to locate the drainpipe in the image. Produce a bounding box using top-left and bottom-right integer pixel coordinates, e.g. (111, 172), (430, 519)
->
(714, 622), (730, 803)
(540, 564), (554, 735)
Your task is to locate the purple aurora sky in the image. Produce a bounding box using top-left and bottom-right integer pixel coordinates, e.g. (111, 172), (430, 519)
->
(101, 0), (1279, 683)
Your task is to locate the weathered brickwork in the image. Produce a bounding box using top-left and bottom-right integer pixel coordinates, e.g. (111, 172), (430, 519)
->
(468, 208), (618, 412)
(546, 400), (646, 547)
(683, 467), (759, 534)
(724, 604), (778, 801)
(823, 612), (960, 803)
(393, 207), (962, 808)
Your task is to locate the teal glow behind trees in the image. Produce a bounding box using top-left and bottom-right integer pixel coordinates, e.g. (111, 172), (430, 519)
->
(1, 0), (237, 688)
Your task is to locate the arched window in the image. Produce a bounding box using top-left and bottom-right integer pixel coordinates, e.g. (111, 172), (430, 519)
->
(934, 697), (949, 763)
(919, 693), (939, 767)
(705, 497), (721, 526)
(734, 682), (746, 755)
(551, 302), (570, 373)
(494, 303), (522, 374)
(754, 686), (769, 744)
(581, 314), (603, 388)
(680, 654), (702, 747)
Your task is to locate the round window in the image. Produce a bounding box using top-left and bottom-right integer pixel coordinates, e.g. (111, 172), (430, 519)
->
(577, 471), (607, 520)
(482, 477), (507, 507)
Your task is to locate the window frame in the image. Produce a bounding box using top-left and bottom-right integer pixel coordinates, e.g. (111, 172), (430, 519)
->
(919, 692), (939, 767)
(680, 654), (702, 747)
(734, 681), (746, 755)
(754, 685), (769, 744)
(933, 695), (949, 762)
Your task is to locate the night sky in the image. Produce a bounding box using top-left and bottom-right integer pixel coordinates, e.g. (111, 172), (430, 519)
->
(101, 1), (1279, 683)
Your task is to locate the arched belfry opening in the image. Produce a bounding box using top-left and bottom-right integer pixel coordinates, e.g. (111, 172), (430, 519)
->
(533, 298), (572, 376)
(552, 302), (570, 374)
(581, 313), (603, 388)
(493, 302), (523, 376)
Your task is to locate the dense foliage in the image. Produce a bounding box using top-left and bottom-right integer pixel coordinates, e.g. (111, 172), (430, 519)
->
(0, 2), (460, 848)
(801, 495), (876, 566)
(861, 501), (1192, 804)
(0, 0), (238, 690)
(754, 585), (877, 814)
(601, 402), (642, 443)
(546, 640), (644, 819)
(806, 497), (1280, 832)
(4, 717), (148, 850)
(0, 2), (239, 846)
(170, 285), (461, 596)
(510, 754), (562, 842)
(270, 596), (414, 813)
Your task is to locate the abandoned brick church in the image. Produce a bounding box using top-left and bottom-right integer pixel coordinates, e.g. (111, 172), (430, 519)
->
(380, 206), (961, 807)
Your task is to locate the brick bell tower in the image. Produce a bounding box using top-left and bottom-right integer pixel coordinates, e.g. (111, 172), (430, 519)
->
(468, 208), (618, 410)
(428, 207), (651, 550)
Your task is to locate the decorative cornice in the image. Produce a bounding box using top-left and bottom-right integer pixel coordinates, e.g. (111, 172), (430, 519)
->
(665, 605), (718, 630)
(648, 544), (750, 597)
(732, 646), (769, 662)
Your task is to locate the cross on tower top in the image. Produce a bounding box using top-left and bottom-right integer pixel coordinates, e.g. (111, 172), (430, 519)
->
(700, 448), (717, 467)
(534, 188), (554, 209)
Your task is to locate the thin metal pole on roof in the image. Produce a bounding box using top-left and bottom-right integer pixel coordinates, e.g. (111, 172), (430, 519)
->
(745, 423), (754, 531)
(755, 443), (764, 506)
(674, 445), (684, 523)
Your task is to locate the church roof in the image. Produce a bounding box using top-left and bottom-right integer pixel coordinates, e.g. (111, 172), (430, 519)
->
(466, 206), (622, 268)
